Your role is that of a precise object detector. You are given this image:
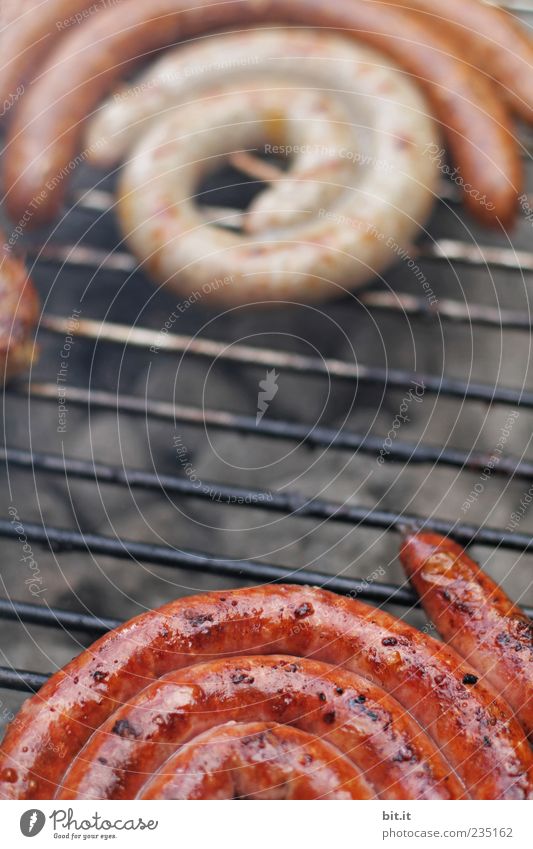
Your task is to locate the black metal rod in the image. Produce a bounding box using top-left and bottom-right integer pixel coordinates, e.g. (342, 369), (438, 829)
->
(0, 516), (417, 605)
(0, 597), (119, 635)
(9, 385), (531, 461)
(356, 291), (533, 331)
(0, 666), (49, 693)
(41, 290), (533, 339)
(3, 444), (533, 533)
(28, 321), (533, 407)
(1, 516), (533, 594)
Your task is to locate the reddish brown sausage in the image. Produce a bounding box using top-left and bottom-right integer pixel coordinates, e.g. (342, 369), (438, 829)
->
(140, 721), (374, 800)
(2, 0), (520, 227)
(55, 656), (463, 800)
(0, 1), (114, 119)
(0, 585), (531, 800)
(400, 531), (533, 741)
(0, 239), (39, 379)
(385, 0), (533, 123)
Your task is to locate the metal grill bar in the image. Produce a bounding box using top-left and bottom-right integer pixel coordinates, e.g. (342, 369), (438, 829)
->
(347, 293), (533, 331)
(36, 311), (533, 406)
(40, 295), (533, 350)
(8, 383), (530, 455)
(0, 597), (119, 635)
(12, 383), (412, 451)
(3, 442), (533, 524)
(16, 332), (533, 408)
(0, 580), (532, 638)
(417, 240), (533, 273)
(0, 667), (49, 693)
(2, 499), (533, 595)
(2, 557), (533, 691)
(0, 516), (418, 604)
(29, 238), (533, 275)
(495, 1), (533, 12)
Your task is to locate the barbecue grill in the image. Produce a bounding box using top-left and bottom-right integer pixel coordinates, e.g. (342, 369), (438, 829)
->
(1, 0), (533, 735)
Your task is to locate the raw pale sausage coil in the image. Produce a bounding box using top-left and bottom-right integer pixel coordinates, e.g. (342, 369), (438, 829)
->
(106, 29), (439, 303)
(1, 584), (532, 800)
(0, 0), (526, 230)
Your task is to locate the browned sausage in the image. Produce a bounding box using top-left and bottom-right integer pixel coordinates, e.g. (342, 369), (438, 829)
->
(0, 1), (115, 120)
(400, 531), (533, 741)
(0, 239), (39, 379)
(139, 721), (375, 800)
(0, 585), (531, 800)
(384, 0), (533, 123)
(2, 0), (520, 227)
(55, 656), (464, 800)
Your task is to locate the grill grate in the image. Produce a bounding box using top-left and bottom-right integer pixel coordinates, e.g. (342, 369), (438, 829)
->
(1, 0), (533, 704)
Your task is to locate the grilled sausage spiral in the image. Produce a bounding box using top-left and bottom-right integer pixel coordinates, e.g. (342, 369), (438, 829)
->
(138, 722), (376, 800)
(1, 584), (532, 800)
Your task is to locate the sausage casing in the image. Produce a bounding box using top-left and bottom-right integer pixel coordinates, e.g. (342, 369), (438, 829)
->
(2, 0), (521, 226)
(400, 531), (533, 741)
(1, 584), (531, 800)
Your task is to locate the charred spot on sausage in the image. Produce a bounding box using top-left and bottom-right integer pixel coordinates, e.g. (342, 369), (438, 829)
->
(294, 603), (314, 619)
(111, 719), (140, 739)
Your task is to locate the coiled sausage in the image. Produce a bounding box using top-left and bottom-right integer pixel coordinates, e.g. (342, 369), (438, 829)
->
(2, 0), (521, 227)
(1, 585), (531, 800)
(139, 721), (375, 800)
(55, 656), (463, 800)
(109, 30), (439, 303)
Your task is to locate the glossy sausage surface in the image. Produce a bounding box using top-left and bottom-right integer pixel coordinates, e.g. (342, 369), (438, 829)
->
(400, 532), (533, 740)
(139, 721), (375, 800)
(55, 655), (463, 800)
(1, 584), (531, 800)
(2, 0), (520, 226)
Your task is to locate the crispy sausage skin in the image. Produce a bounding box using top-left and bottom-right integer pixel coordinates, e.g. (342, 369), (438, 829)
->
(0, 239), (39, 379)
(55, 656), (463, 801)
(138, 721), (374, 800)
(400, 532), (533, 741)
(386, 0), (533, 123)
(0, 585), (531, 800)
(2, 0), (520, 227)
(140, 721), (374, 800)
